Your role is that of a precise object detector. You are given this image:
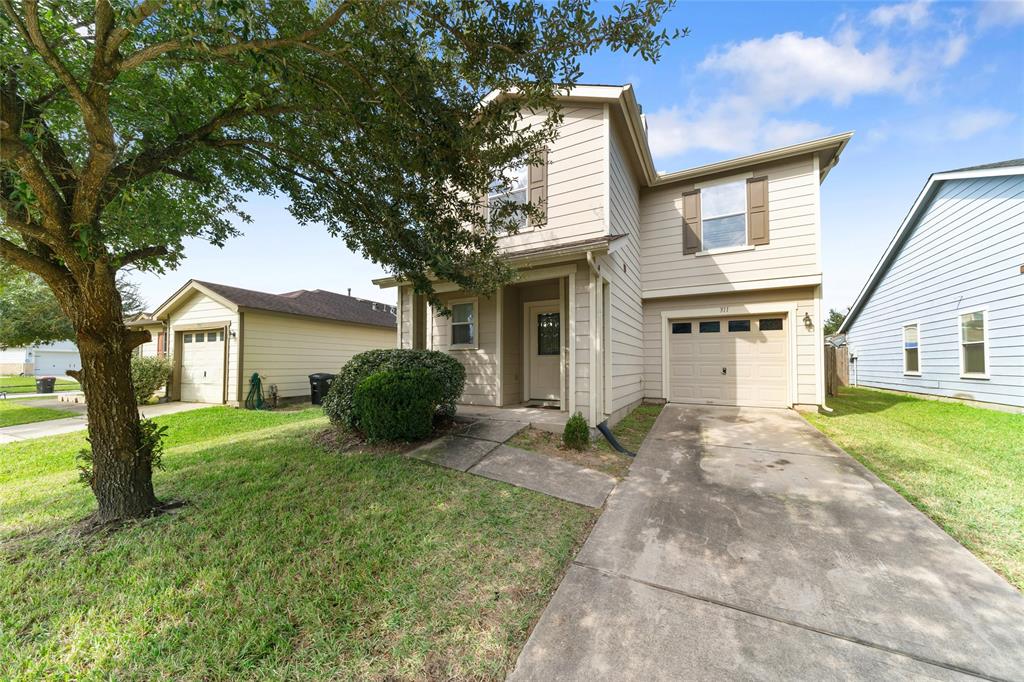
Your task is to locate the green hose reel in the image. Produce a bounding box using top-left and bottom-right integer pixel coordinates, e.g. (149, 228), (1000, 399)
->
(245, 372), (267, 410)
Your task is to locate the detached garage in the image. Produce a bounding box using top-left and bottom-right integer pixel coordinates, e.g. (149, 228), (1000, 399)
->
(131, 280), (396, 405)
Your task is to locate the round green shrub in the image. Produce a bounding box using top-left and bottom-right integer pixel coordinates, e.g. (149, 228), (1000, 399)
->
(323, 349), (465, 429)
(130, 355), (173, 405)
(562, 412), (590, 451)
(353, 369), (443, 442)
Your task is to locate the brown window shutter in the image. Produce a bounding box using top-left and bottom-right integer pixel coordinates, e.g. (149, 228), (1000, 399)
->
(528, 148), (548, 226)
(747, 177), (769, 246)
(156, 332), (166, 358)
(682, 189), (701, 254)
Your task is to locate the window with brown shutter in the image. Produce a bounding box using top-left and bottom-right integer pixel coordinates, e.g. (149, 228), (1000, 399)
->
(528, 148), (548, 226)
(682, 189), (701, 254)
(747, 176), (769, 245)
(156, 332), (166, 358)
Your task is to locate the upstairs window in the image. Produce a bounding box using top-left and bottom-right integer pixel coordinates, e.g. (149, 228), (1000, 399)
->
(488, 165), (528, 228)
(903, 324), (920, 375)
(959, 310), (988, 377)
(701, 180), (747, 250)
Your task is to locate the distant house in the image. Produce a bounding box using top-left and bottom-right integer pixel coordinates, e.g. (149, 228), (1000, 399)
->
(128, 280), (396, 405)
(0, 340), (81, 377)
(839, 160), (1024, 411)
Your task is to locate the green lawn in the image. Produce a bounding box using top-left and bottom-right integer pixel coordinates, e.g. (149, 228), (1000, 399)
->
(0, 407), (595, 680)
(0, 376), (79, 394)
(0, 399), (76, 428)
(805, 387), (1024, 590)
(507, 404), (664, 479)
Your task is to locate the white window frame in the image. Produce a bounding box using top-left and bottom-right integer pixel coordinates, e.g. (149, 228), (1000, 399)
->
(487, 165), (529, 232)
(696, 173), (750, 253)
(958, 307), (990, 380)
(449, 297), (479, 350)
(902, 322), (921, 376)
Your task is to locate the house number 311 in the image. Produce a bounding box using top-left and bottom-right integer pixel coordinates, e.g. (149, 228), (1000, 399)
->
(719, 306), (729, 313)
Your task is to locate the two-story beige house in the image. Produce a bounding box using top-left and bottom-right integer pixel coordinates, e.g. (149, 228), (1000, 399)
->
(375, 85), (851, 426)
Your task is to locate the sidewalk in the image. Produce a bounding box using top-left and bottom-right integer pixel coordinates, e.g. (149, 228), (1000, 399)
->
(0, 401), (209, 444)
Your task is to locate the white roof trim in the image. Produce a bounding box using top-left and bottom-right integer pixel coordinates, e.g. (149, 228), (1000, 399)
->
(838, 162), (1024, 334)
(150, 279), (239, 319)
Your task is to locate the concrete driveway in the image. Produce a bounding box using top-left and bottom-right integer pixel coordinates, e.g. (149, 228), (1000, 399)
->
(510, 404), (1024, 681)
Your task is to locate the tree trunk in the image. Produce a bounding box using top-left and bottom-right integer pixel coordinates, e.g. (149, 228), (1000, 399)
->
(78, 334), (159, 521)
(62, 272), (159, 523)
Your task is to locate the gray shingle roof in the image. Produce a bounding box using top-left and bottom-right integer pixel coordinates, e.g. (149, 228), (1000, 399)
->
(942, 159), (1024, 173)
(195, 281), (396, 328)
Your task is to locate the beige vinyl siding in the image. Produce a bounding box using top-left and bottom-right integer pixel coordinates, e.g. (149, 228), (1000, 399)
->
(135, 324), (163, 358)
(166, 292), (239, 404)
(642, 287), (820, 405)
(241, 312), (395, 399)
(640, 155), (821, 297)
(497, 104), (608, 254)
(604, 118), (644, 416)
(431, 292), (500, 406)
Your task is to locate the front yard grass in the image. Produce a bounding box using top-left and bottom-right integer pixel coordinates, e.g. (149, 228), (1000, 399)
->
(508, 404), (664, 479)
(805, 387), (1024, 591)
(0, 399), (77, 428)
(0, 376), (79, 394)
(0, 406), (596, 680)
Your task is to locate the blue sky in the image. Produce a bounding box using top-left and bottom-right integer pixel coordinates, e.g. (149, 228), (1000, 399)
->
(131, 0), (1024, 315)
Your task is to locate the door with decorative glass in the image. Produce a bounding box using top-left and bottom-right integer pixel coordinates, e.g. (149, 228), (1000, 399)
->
(526, 302), (562, 402)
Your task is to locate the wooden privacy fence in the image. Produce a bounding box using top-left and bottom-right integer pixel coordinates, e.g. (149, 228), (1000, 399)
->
(824, 344), (849, 397)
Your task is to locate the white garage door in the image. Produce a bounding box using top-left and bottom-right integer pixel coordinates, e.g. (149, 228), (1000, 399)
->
(180, 329), (225, 403)
(668, 315), (789, 408)
(33, 352), (80, 377)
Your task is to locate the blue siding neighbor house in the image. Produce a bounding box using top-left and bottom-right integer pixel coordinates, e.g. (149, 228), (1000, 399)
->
(839, 160), (1024, 411)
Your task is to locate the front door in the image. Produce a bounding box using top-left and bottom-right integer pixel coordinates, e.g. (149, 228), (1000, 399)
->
(528, 303), (561, 401)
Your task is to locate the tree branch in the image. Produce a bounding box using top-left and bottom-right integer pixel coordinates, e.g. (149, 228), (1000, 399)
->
(119, 244), (168, 265)
(117, 1), (351, 71)
(105, 0), (166, 60)
(0, 235), (68, 283)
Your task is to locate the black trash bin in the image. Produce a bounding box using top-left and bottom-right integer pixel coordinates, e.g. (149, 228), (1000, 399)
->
(309, 373), (335, 405)
(36, 376), (56, 394)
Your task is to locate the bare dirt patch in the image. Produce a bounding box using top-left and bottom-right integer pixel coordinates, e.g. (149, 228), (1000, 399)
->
(507, 428), (632, 480)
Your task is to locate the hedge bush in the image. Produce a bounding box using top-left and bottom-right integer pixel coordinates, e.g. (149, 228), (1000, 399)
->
(323, 349), (465, 429)
(353, 369), (443, 442)
(562, 412), (590, 451)
(130, 356), (173, 405)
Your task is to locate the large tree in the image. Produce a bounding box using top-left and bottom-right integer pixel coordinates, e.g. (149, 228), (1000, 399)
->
(0, 0), (678, 521)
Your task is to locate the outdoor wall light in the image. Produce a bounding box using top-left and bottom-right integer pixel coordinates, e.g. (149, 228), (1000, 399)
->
(803, 312), (813, 329)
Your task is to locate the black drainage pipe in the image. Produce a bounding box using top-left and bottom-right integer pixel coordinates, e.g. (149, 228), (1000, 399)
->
(597, 420), (637, 458)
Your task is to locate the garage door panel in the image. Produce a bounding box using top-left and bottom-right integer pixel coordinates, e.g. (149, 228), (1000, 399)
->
(179, 329), (225, 404)
(668, 314), (789, 408)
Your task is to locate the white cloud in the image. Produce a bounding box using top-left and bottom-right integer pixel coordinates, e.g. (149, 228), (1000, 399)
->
(942, 33), (968, 66)
(945, 109), (1017, 140)
(699, 32), (917, 107)
(977, 0), (1024, 29)
(869, 0), (932, 29)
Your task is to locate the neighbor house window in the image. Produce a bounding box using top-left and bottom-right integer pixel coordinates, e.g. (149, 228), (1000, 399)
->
(700, 180), (747, 250)
(488, 165), (528, 228)
(450, 299), (477, 348)
(903, 324), (920, 375)
(959, 310), (988, 377)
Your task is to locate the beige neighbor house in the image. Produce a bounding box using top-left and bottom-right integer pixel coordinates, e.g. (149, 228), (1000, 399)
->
(129, 280), (396, 405)
(376, 85), (852, 427)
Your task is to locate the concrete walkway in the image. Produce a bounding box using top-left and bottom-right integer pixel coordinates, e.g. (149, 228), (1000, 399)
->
(410, 418), (617, 508)
(0, 401), (209, 444)
(510, 404), (1024, 681)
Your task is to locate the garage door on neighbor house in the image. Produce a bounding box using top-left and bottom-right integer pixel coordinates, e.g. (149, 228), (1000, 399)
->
(180, 329), (225, 403)
(668, 315), (789, 408)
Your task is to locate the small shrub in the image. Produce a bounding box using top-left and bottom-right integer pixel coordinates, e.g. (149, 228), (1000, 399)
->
(563, 412), (590, 451)
(323, 349), (465, 429)
(130, 356), (173, 405)
(353, 369), (443, 442)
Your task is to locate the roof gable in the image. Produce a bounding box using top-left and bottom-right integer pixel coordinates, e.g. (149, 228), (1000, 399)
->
(839, 161), (1024, 334)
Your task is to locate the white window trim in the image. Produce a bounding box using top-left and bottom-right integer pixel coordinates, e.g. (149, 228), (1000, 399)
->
(488, 165), (530, 234)
(695, 172), (753, 252)
(902, 321), (921, 376)
(957, 307), (990, 380)
(449, 297), (479, 350)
